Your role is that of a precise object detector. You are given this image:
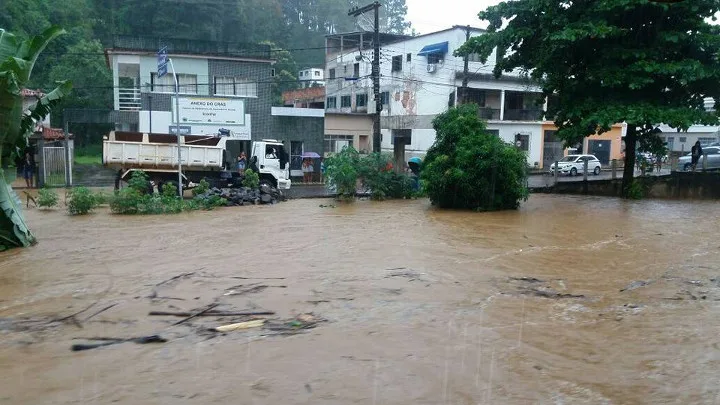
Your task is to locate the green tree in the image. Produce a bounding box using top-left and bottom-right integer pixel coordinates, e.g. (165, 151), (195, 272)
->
(0, 26), (72, 249)
(48, 39), (113, 148)
(458, 0), (720, 197)
(421, 105), (529, 210)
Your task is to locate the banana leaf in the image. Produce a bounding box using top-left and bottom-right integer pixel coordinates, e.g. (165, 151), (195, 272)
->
(0, 26), (69, 250)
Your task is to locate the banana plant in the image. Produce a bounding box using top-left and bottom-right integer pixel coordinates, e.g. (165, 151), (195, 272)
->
(0, 26), (72, 250)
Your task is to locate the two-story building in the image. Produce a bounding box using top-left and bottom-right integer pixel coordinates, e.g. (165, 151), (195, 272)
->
(325, 26), (625, 168)
(298, 67), (325, 88)
(105, 36), (275, 152)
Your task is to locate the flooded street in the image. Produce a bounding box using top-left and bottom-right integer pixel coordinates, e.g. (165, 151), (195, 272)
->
(1, 194), (719, 404)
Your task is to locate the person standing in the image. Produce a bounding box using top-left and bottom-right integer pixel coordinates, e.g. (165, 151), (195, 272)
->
(237, 152), (246, 175)
(301, 158), (310, 183)
(691, 141), (703, 171)
(320, 159), (325, 183)
(22, 151), (34, 188)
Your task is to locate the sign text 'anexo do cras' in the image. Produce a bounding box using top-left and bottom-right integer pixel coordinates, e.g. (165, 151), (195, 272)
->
(174, 97), (246, 126)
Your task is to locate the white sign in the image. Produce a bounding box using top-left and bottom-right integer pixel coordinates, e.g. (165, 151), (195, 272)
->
(139, 111), (251, 140)
(173, 97), (245, 126)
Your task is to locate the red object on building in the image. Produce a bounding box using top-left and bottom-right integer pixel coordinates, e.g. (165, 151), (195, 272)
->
(282, 87), (325, 108)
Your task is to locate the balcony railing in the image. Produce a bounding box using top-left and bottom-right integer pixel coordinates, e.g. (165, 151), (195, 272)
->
(504, 108), (544, 121)
(118, 87), (141, 111)
(478, 107), (501, 120)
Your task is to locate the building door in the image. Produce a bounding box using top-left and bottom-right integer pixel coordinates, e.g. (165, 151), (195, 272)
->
(588, 140), (611, 164)
(543, 130), (563, 169)
(290, 141), (304, 178)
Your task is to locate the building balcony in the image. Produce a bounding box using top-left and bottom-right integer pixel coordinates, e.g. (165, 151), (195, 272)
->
(118, 87), (141, 111)
(503, 108), (544, 121)
(478, 107), (501, 120)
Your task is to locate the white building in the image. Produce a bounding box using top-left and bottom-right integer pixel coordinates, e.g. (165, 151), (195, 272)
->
(298, 68), (325, 88)
(325, 26), (548, 167)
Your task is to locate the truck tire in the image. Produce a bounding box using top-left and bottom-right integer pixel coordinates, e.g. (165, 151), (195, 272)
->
(259, 177), (276, 190)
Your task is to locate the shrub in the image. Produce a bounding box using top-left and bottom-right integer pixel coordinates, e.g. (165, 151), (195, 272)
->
(242, 169), (259, 189)
(127, 170), (151, 194)
(109, 187), (142, 214)
(67, 186), (101, 215)
(37, 187), (59, 208)
(192, 178), (210, 196)
(627, 180), (644, 200)
(324, 147), (361, 200)
(421, 104), (529, 211)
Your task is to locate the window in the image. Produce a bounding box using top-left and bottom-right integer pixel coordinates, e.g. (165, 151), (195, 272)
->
(706, 147), (720, 155)
(326, 96), (337, 109)
(666, 136), (674, 150)
(486, 129), (500, 137)
(300, 71), (304, 77)
(329, 68), (336, 79)
(406, 53), (412, 62)
(356, 94), (367, 107)
(427, 53), (442, 64)
(679, 136), (687, 143)
(392, 55), (402, 72)
(353, 63), (360, 78)
(380, 91), (390, 105)
(515, 134), (530, 151)
(151, 73), (198, 94)
(314, 71), (320, 77)
(214, 76), (257, 97)
(325, 135), (354, 153)
(341, 95), (351, 108)
(265, 144), (278, 159)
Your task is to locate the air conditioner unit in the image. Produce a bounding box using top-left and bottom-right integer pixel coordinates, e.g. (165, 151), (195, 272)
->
(427, 63), (437, 73)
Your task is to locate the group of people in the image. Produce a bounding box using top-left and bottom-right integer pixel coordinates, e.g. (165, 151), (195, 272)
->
(302, 158), (324, 183)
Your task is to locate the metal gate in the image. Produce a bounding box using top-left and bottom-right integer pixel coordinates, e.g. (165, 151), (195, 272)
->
(543, 130), (564, 169)
(43, 147), (71, 186)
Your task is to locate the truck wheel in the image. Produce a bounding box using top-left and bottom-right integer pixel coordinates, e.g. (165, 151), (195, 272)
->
(259, 178), (276, 190)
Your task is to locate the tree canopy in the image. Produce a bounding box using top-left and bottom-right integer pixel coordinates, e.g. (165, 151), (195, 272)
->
(458, 0), (720, 196)
(421, 104), (529, 211)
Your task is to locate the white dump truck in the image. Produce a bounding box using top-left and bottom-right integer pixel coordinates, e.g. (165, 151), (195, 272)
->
(102, 130), (291, 190)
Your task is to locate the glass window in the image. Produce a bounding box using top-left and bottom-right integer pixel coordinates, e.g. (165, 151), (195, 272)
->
(392, 55), (402, 72)
(314, 71), (320, 77)
(486, 129), (500, 137)
(356, 94), (367, 107)
(213, 76), (257, 97)
(515, 134), (530, 151)
(290, 141), (304, 174)
(152, 73), (197, 94)
(325, 135), (354, 153)
(326, 96), (337, 109)
(698, 137), (716, 145)
(380, 91), (389, 105)
(265, 145), (278, 159)
(353, 63), (360, 78)
(679, 136), (687, 143)
(341, 95), (351, 108)
(329, 68), (336, 79)
(406, 53), (412, 62)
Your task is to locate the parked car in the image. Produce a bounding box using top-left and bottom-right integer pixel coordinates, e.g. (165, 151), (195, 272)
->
(548, 154), (602, 176)
(677, 146), (720, 171)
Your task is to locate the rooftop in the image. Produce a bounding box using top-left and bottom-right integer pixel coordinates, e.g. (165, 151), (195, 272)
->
(105, 35), (272, 60)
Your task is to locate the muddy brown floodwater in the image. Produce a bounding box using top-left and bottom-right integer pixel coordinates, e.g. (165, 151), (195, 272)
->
(1, 194), (719, 404)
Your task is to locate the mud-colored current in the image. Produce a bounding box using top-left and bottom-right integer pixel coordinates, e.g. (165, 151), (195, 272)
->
(1, 194), (719, 404)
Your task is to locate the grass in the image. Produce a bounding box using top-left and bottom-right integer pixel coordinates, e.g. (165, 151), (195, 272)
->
(74, 144), (102, 166)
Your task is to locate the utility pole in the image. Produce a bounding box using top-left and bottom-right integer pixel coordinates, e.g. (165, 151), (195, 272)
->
(349, 1), (382, 153)
(460, 25), (470, 104)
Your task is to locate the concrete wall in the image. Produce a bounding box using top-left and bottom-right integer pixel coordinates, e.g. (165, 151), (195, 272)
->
(538, 172), (720, 199)
(324, 114), (373, 154)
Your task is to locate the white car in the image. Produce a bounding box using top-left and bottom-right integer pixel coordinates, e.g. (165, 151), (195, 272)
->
(548, 154), (602, 176)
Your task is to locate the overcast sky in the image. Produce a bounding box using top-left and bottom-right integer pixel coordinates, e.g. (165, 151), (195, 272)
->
(405, 0), (503, 34)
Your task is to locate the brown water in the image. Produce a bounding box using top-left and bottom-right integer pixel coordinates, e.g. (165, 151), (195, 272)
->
(1, 195), (719, 404)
